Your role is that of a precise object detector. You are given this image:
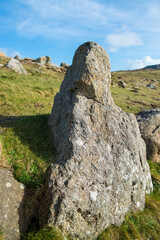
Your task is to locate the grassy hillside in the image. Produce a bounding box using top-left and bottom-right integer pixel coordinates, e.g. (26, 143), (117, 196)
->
(0, 58), (159, 239)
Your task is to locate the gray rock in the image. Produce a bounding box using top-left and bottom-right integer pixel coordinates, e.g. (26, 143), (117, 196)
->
(0, 169), (26, 240)
(146, 83), (157, 89)
(14, 55), (21, 61)
(137, 108), (160, 162)
(60, 62), (69, 68)
(39, 42), (153, 240)
(34, 56), (51, 66)
(6, 58), (27, 74)
(150, 78), (156, 82)
(48, 62), (60, 70)
(23, 58), (34, 62)
(118, 80), (127, 88)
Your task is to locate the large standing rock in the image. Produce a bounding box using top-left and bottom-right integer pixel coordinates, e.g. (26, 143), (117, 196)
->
(137, 108), (160, 162)
(6, 58), (27, 74)
(35, 56), (51, 65)
(0, 169), (26, 240)
(39, 42), (153, 239)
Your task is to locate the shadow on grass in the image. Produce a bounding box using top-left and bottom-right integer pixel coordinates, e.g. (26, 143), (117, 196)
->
(0, 114), (55, 160)
(0, 114), (56, 188)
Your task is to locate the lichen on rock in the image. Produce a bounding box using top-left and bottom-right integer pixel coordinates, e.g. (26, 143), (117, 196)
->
(39, 42), (153, 240)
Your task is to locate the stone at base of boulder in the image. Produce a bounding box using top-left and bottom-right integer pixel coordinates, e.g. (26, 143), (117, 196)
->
(0, 169), (27, 240)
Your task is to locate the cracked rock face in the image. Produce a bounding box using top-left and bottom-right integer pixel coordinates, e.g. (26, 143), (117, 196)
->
(137, 108), (160, 163)
(39, 42), (153, 239)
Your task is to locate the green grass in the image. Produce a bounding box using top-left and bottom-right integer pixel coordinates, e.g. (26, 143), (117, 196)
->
(22, 227), (64, 240)
(0, 115), (56, 188)
(0, 59), (160, 239)
(111, 70), (160, 114)
(0, 63), (64, 116)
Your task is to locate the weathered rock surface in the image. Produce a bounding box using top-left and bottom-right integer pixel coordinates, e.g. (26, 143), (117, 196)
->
(39, 42), (153, 239)
(35, 56), (51, 65)
(6, 58), (27, 74)
(146, 83), (157, 89)
(0, 169), (26, 240)
(137, 108), (160, 162)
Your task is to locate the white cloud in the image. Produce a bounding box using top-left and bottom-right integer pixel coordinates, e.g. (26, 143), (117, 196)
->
(16, 0), (129, 39)
(106, 31), (142, 52)
(128, 56), (160, 69)
(147, 5), (160, 20)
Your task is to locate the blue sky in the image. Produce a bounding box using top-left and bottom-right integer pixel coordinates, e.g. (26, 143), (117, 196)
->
(0, 0), (160, 71)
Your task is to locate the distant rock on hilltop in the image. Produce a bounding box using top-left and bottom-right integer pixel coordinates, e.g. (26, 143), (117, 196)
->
(0, 52), (6, 58)
(144, 64), (160, 70)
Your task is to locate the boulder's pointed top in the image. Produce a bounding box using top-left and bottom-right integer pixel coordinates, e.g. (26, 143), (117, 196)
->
(61, 41), (112, 104)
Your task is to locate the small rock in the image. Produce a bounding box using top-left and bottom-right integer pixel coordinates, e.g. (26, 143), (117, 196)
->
(14, 55), (21, 61)
(150, 78), (156, 82)
(137, 108), (160, 162)
(146, 83), (157, 89)
(0, 64), (4, 67)
(118, 80), (127, 88)
(60, 62), (69, 68)
(24, 58), (34, 62)
(34, 56), (51, 66)
(6, 58), (27, 74)
(0, 169), (27, 240)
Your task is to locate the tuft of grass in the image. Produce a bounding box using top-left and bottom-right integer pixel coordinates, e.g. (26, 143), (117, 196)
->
(22, 227), (64, 240)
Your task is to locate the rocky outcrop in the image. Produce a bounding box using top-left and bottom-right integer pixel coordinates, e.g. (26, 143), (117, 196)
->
(137, 108), (160, 162)
(24, 58), (34, 62)
(6, 58), (27, 74)
(14, 55), (21, 61)
(39, 42), (153, 240)
(0, 169), (26, 240)
(60, 62), (69, 68)
(34, 56), (51, 66)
